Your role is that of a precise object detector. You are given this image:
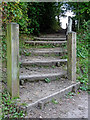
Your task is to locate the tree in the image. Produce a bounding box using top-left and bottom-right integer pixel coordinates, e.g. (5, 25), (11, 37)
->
(65, 2), (90, 30)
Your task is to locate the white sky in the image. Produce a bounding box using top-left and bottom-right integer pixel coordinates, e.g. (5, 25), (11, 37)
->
(60, 10), (75, 29)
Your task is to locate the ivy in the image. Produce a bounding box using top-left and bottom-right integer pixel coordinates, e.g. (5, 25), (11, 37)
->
(2, 2), (62, 35)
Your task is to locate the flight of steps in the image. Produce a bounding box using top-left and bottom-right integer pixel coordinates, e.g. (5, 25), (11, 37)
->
(19, 34), (80, 111)
(19, 35), (67, 84)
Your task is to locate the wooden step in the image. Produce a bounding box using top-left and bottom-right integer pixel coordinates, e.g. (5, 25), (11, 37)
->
(20, 57), (67, 67)
(34, 37), (66, 41)
(22, 48), (67, 56)
(19, 71), (67, 82)
(25, 41), (67, 46)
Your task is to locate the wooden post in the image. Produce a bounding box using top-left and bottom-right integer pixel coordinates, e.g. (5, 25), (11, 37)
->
(67, 32), (76, 83)
(66, 16), (72, 35)
(7, 23), (19, 97)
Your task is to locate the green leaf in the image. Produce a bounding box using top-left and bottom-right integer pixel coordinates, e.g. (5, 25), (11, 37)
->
(45, 78), (51, 83)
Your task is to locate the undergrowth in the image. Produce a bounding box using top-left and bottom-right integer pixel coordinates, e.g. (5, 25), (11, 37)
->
(1, 88), (25, 119)
(76, 20), (89, 91)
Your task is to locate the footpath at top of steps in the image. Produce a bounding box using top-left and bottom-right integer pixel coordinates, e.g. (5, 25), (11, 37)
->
(36, 29), (66, 39)
(24, 30), (66, 42)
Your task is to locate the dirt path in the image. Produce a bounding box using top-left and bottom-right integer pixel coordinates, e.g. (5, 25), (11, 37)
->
(25, 90), (88, 118)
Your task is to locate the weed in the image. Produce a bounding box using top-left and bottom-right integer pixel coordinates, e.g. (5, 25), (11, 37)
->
(43, 54), (49, 57)
(56, 77), (59, 80)
(65, 92), (76, 99)
(19, 62), (22, 67)
(61, 54), (67, 59)
(43, 66), (49, 68)
(23, 50), (31, 56)
(45, 78), (51, 83)
(21, 103), (27, 106)
(52, 65), (56, 69)
(31, 64), (36, 67)
(1, 89), (25, 118)
(51, 99), (58, 104)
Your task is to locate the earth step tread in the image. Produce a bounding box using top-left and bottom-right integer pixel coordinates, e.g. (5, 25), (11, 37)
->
(25, 41), (67, 45)
(20, 82), (80, 111)
(34, 37), (66, 41)
(20, 66), (67, 75)
(19, 71), (67, 81)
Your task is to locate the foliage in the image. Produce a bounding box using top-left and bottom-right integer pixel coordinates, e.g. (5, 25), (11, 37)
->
(23, 50), (31, 56)
(45, 78), (51, 83)
(2, 2), (29, 34)
(66, 92), (76, 99)
(76, 20), (89, 91)
(51, 99), (58, 104)
(1, 36), (7, 61)
(2, 2), (62, 35)
(1, 89), (25, 118)
(27, 2), (62, 34)
(65, 2), (90, 29)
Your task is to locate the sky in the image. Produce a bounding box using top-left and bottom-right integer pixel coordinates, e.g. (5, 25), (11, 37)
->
(60, 10), (75, 29)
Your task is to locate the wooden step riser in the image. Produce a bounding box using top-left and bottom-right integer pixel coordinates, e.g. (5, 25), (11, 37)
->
(34, 37), (66, 41)
(25, 44), (66, 47)
(21, 61), (67, 67)
(25, 41), (67, 47)
(19, 72), (67, 84)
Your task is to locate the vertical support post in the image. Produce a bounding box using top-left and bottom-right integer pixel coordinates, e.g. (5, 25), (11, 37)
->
(67, 32), (76, 83)
(66, 16), (72, 35)
(7, 23), (19, 97)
